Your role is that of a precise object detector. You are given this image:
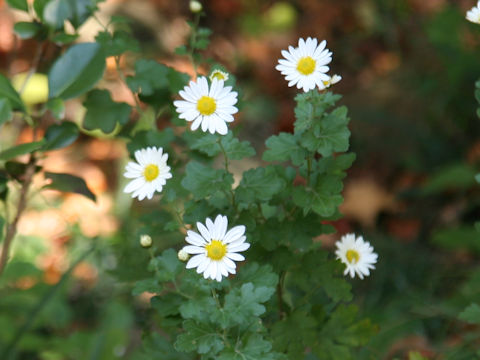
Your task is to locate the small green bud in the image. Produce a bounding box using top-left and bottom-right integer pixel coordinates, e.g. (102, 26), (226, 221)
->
(189, 0), (202, 13)
(178, 248), (190, 261)
(140, 234), (152, 248)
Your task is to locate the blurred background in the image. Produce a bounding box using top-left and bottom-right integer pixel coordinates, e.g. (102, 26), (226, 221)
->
(1, 0), (480, 359)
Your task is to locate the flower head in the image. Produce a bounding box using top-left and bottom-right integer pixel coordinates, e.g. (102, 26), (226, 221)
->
(183, 214), (250, 282)
(174, 76), (238, 135)
(467, 1), (480, 24)
(178, 248), (190, 262)
(189, 0), (202, 13)
(209, 69), (229, 82)
(123, 147), (172, 201)
(319, 74), (342, 90)
(335, 233), (378, 280)
(140, 234), (152, 248)
(276, 37), (332, 92)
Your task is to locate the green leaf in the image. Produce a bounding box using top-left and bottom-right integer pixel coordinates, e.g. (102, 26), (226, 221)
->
(167, 67), (190, 93)
(64, 0), (98, 29)
(0, 172), (8, 200)
(474, 173), (480, 184)
(51, 32), (79, 44)
(5, 161), (42, 181)
(13, 22), (42, 39)
(44, 172), (96, 201)
(218, 334), (284, 360)
(150, 293), (183, 317)
(191, 132), (255, 160)
(272, 310), (317, 357)
(175, 320), (224, 354)
(292, 175), (343, 217)
(0, 99), (12, 127)
(95, 30), (140, 57)
(236, 166), (286, 204)
(294, 91), (341, 134)
(263, 132), (306, 165)
(459, 303), (480, 324)
(223, 283), (275, 329)
(0, 73), (25, 111)
(181, 161), (233, 200)
(33, 0), (49, 20)
(149, 249), (183, 281)
(126, 59), (169, 96)
(0, 216), (5, 242)
(476, 222), (480, 232)
(432, 226), (480, 253)
(6, 0), (28, 11)
(48, 42), (105, 100)
(236, 263), (278, 289)
(0, 141), (45, 161)
(46, 98), (65, 119)
(423, 163), (477, 194)
(179, 296), (218, 323)
(126, 128), (175, 154)
(302, 106), (350, 157)
(408, 351), (429, 360)
(43, 122), (78, 150)
(43, 0), (71, 29)
(83, 89), (131, 133)
(132, 278), (160, 296)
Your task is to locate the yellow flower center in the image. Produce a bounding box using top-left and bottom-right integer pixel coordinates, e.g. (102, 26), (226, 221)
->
(205, 240), (227, 261)
(322, 80), (331, 87)
(296, 56), (316, 75)
(197, 96), (216, 116)
(143, 164), (159, 182)
(346, 249), (360, 264)
(211, 71), (226, 81)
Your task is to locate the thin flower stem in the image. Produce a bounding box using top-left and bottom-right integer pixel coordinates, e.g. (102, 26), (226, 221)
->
(114, 55), (143, 115)
(217, 138), (237, 209)
(188, 12), (201, 77)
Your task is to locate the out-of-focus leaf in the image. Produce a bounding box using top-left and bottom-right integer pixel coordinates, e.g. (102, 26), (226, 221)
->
(14, 22), (42, 39)
(0, 99), (12, 127)
(0, 141), (45, 161)
(459, 303), (480, 324)
(48, 42), (105, 100)
(0, 74), (25, 111)
(43, 122), (78, 150)
(44, 172), (95, 201)
(6, 0), (28, 11)
(423, 163), (477, 194)
(43, 0), (71, 29)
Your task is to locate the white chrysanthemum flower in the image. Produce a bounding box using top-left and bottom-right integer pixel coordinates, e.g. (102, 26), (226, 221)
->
(123, 147), (172, 201)
(319, 74), (342, 90)
(335, 233), (378, 280)
(184, 214), (250, 282)
(209, 69), (229, 82)
(174, 76), (238, 135)
(276, 37), (332, 92)
(466, 1), (480, 24)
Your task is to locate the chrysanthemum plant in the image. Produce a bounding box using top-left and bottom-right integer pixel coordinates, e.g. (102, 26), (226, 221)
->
(1, 1), (378, 359)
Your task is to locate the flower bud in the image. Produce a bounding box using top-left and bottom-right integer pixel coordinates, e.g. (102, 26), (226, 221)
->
(189, 0), (202, 13)
(140, 234), (152, 248)
(178, 248), (190, 261)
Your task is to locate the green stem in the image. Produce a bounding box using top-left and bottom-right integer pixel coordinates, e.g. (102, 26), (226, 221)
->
(188, 13), (201, 76)
(217, 139), (236, 209)
(1, 246), (95, 359)
(306, 155), (312, 186)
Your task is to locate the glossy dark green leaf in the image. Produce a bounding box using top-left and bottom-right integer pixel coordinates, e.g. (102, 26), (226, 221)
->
(43, 0), (71, 29)
(13, 22), (41, 39)
(48, 42), (105, 100)
(83, 89), (131, 133)
(5, 161), (42, 181)
(0, 99), (12, 127)
(33, 0), (50, 21)
(0, 141), (45, 161)
(51, 32), (79, 44)
(46, 98), (65, 119)
(0, 73), (25, 111)
(6, 0), (28, 11)
(44, 172), (95, 201)
(43, 122), (78, 150)
(65, 0), (97, 29)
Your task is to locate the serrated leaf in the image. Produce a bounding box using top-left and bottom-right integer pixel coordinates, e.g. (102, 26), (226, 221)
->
(150, 293), (183, 317)
(0, 141), (45, 161)
(127, 128), (175, 154)
(14, 22), (42, 39)
(223, 283), (275, 329)
(235, 263), (278, 289)
(263, 132), (306, 165)
(459, 303), (480, 324)
(294, 91), (341, 134)
(272, 310), (317, 357)
(95, 30), (140, 57)
(0, 73), (25, 111)
(218, 334), (283, 360)
(126, 59), (169, 96)
(175, 320), (224, 354)
(150, 248), (183, 281)
(83, 89), (131, 133)
(48, 42), (105, 100)
(191, 132), (255, 160)
(6, 0), (28, 11)
(0, 99), (12, 127)
(236, 166), (286, 204)
(44, 172), (96, 201)
(179, 296), (218, 323)
(132, 278), (160, 296)
(43, 121), (78, 150)
(292, 175), (343, 217)
(181, 161), (233, 199)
